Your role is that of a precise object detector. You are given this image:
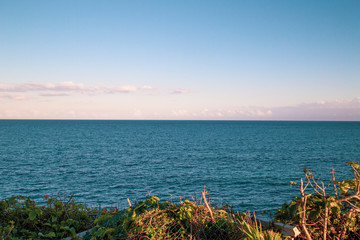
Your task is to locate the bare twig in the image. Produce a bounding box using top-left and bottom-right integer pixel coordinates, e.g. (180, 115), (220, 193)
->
(323, 194), (328, 240)
(208, 185), (211, 207)
(202, 191), (214, 223)
(300, 179), (312, 240)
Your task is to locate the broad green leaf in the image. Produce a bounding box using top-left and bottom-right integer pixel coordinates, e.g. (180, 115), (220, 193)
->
(309, 210), (320, 220)
(289, 203), (299, 217)
(29, 211), (37, 220)
(46, 232), (56, 237)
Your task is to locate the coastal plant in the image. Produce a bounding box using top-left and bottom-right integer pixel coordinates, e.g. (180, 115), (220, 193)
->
(275, 161), (360, 239)
(86, 191), (253, 239)
(237, 211), (284, 240)
(0, 193), (111, 239)
(240, 220), (283, 240)
(1, 190), (286, 239)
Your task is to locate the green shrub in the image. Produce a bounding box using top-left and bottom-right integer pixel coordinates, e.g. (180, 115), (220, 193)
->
(0, 194), (111, 239)
(86, 195), (248, 239)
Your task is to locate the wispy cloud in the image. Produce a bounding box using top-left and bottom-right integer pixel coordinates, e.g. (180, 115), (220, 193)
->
(171, 88), (191, 94)
(0, 94), (29, 101)
(272, 97), (360, 120)
(104, 85), (138, 93)
(0, 82), (155, 96)
(39, 93), (70, 97)
(0, 82), (89, 92)
(172, 109), (189, 116)
(170, 98), (360, 120)
(189, 107), (273, 119)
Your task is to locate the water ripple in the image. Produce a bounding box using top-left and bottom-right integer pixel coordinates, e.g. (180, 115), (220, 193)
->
(0, 120), (359, 212)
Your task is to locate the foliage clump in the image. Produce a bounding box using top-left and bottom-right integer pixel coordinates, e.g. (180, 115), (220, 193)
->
(0, 193), (112, 239)
(275, 161), (360, 239)
(86, 194), (246, 239)
(0, 193), (282, 240)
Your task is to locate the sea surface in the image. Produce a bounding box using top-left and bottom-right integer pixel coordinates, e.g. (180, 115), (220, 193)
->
(0, 120), (359, 212)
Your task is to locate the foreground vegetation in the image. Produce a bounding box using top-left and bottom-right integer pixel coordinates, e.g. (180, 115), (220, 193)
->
(1, 162), (360, 239)
(275, 161), (360, 239)
(0, 192), (282, 240)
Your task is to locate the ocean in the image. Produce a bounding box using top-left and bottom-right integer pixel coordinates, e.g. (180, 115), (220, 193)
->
(0, 120), (359, 212)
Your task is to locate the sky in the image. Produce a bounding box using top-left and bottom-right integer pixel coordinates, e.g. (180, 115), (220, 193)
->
(0, 0), (359, 120)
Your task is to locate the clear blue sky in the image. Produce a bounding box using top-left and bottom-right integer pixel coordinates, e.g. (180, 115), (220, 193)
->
(0, 0), (359, 120)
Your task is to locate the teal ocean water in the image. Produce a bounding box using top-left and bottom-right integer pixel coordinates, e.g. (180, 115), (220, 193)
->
(0, 120), (359, 212)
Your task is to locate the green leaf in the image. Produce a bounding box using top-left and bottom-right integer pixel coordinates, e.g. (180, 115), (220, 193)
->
(46, 231), (56, 237)
(8, 196), (17, 206)
(289, 203), (299, 217)
(29, 211), (37, 220)
(309, 210), (320, 221)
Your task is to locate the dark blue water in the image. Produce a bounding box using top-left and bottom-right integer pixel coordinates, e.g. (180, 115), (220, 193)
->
(0, 120), (359, 212)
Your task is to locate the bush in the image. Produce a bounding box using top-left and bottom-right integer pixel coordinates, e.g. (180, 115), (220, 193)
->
(85, 195), (246, 239)
(275, 161), (360, 239)
(0, 192), (282, 240)
(0, 193), (111, 239)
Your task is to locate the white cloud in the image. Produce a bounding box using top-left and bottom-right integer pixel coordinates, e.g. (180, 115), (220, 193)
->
(167, 98), (359, 120)
(39, 93), (70, 97)
(104, 86), (138, 93)
(272, 98), (360, 120)
(0, 82), (154, 96)
(171, 88), (191, 94)
(172, 109), (188, 116)
(0, 82), (89, 92)
(0, 94), (29, 100)
(195, 108), (273, 119)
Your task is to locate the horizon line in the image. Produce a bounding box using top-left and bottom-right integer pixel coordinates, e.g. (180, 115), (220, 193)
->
(0, 119), (359, 122)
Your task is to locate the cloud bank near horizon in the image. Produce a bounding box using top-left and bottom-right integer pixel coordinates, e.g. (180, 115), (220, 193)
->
(1, 83), (359, 121)
(224, 98), (360, 121)
(0, 82), (359, 120)
(167, 98), (360, 121)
